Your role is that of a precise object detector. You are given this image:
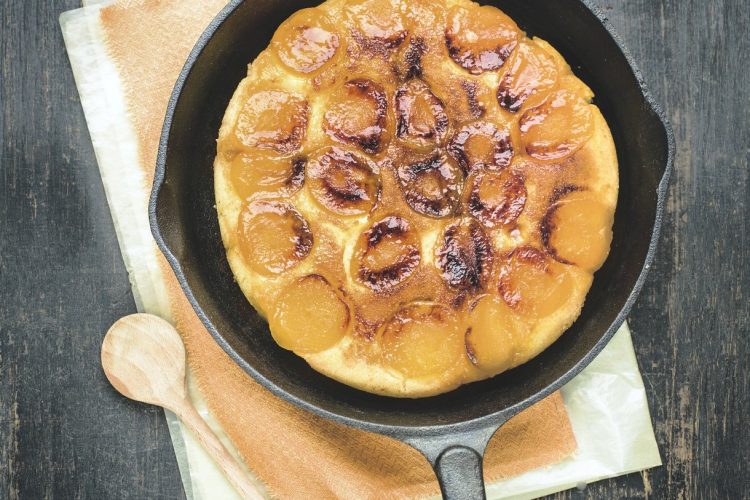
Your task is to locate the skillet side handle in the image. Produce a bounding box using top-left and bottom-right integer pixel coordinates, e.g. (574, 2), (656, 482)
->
(403, 422), (505, 500)
(433, 446), (486, 500)
(150, 177), (186, 263)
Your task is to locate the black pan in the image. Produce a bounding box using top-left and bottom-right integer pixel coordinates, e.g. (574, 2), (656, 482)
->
(149, 1), (673, 498)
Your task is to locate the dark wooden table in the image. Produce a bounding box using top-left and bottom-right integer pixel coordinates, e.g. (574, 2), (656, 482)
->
(1, 1), (748, 498)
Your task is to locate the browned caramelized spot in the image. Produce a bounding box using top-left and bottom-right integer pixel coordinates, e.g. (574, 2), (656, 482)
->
(549, 183), (581, 204)
(397, 154), (463, 218)
(465, 170), (527, 228)
(237, 200), (313, 275)
(540, 211), (570, 266)
(541, 189), (613, 271)
(436, 218), (493, 293)
(395, 79), (449, 150)
(271, 8), (340, 74)
(402, 37), (427, 79)
(538, 184), (582, 255)
(460, 80), (485, 119)
(379, 303), (463, 378)
(497, 40), (558, 113)
(234, 90), (308, 155)
(464, 327), (478, 365)
(347, 0), (408, 50)
(229, 153), (305, 199)
(307, 147), (380, 216)
(445, 5), (521, 75)
(448, 121), (513, 173)
(519, 90), (594, 160)
(497, 246), (573, 317)
(356, 216), (421, 292)
(324, 78), (388, 154)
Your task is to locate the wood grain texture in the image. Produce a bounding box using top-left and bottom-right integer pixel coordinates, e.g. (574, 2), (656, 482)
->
(0, 1), (185, 499)
(0, 0), (748, 499)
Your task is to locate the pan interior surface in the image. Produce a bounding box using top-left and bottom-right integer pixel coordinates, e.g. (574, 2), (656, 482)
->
(153, 0), (671, 431)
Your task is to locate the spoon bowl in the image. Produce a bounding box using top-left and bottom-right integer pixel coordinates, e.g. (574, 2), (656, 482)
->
(102, 314), (187, 409)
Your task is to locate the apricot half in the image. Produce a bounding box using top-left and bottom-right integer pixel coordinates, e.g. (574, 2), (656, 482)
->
(445, 4), (521, 75)
(354, 216), (421, 292)
(436, 218), (493, 293)
(497, 246), (574, 318)
(542, 190), (613, 271)
(465, 295), (525, 372)
(271, 274), (350, 353)
(379, 303), (463, 378)
(396, 153), (463, 218)
(237, 200), (313, 275)
(497, 40), (559, 113)
(271, 8), (341, 75)
(395, 79), (449, 151)
(448, 121), (513, 173)
(323, 78), (388, 154)
(307, 147), (380, 216)
(229, 152), (305, 200)
(233, 89), (308, 155)
(346, 0), (408, 49)
(519, 90), (594, 161)
(464, 170), (527, 228)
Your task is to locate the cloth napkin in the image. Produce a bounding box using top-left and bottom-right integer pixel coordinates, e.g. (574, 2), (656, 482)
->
(60, 1), (662, 498)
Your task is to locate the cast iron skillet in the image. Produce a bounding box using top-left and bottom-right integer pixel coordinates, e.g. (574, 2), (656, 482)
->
(149, 1), (673, 498)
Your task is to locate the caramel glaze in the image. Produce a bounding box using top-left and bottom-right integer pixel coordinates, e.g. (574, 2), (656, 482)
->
(214, 0), (618, 397)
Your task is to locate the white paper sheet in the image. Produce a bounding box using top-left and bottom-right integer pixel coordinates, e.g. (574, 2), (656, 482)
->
(60, 3), (661, 498)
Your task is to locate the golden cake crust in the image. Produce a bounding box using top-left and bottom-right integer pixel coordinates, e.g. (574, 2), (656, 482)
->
(214, 0), (618, 397)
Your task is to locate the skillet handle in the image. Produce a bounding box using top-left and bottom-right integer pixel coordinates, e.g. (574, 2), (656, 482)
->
(150, 177), (187, 263)
(433, 446), (486, 500)
(403, 422), (505, 500)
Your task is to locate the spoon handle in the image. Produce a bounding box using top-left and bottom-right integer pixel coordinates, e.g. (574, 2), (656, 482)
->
(171, 398), (264, 500)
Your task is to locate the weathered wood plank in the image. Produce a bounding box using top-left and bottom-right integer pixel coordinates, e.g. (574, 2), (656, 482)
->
(0, 1), (185, 498)
(551, 1), (750, 499)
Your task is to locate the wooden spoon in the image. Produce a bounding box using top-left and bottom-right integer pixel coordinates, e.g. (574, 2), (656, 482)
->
(101, 313), (264, 500)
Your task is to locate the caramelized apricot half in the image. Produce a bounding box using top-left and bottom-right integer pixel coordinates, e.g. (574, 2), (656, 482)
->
(346, 0), (408, 49)
(542, 190), (613, 271)
(445, 5), (521, 75)
(233, 89), (308, 155)
(396, 153), (463, 218)
(448, 121), (513, 173)
(465, 295), (524, 372)
(229, 152), (305, 200)
(323, 78), (388, 154)
(436, 218), (493, 293)
(395, 79), (449, 151)
(464, 170), (527, 228)
(354, 216), (421, 292)
(271, 274), (349, 353)
(497, 40), (559, 113)
(519, 90), (594, 161)
(307, 147), (380, 216)
(271, 8), (341, 75)
(379, 303), (463, 378)
(497, 246), (574, 318)
(237, 200), (313, 275)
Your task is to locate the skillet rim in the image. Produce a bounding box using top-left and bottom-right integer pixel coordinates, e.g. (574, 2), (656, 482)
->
(149, 0), (674, 439)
